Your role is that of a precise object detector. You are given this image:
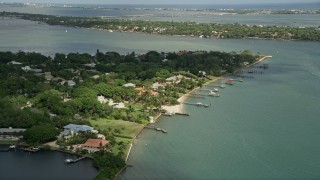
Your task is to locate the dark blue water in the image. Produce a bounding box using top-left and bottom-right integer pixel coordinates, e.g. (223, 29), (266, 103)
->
(0, 147), (98, 180)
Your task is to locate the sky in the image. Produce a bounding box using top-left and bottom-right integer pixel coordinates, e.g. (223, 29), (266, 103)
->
(1, 0), (318, 5)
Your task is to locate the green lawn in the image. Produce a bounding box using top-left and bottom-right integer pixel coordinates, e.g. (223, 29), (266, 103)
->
(90, 118), (144, 139)
(112, 137), (133, 157)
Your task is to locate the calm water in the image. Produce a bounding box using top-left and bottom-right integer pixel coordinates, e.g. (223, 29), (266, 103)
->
(118, 39), (320, 179)
(1, 4), (319, 27)
(0, 16), (320, 179)
(0, 147), (98, 179)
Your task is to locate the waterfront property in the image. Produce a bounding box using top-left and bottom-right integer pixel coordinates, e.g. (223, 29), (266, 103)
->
(0, 127), (26, 135)
(81, 138), (109, 153)
(62, 124), (97, 139)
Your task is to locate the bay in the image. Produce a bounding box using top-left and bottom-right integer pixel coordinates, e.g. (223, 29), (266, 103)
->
(0, 16), (319, 179)
(119, 39), (320, 179)
(1, 4), (319, 27)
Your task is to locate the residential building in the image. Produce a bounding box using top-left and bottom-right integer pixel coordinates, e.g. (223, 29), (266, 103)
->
(151, 82), (166, 89)
(81, 138), (109, 153)
(0, 127), (26, 135)
(123, 83), (136, 88)
(62, 124), (96, 139)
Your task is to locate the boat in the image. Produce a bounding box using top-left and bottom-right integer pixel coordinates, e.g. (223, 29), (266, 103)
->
(236, 78), (244, 82)
(226, 79), (233, 85)
(65, 159), (73, 163)
(220, 84), (226, 88)
(209, 91), (220, 97)
(9, 145), (16, 149)
(213, 88), (219, 92)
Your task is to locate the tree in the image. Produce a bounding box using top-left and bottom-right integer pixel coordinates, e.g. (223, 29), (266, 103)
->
(23, 124), (59, 144)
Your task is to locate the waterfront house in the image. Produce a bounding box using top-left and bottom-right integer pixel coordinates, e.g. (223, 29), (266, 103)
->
(0, 127), (26, 135)
(62, 124), (97, 139)
(81, 138), (109, 153)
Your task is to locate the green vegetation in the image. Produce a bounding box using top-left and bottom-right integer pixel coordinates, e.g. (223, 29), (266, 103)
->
(1, 12), (319, 41)
(23, 125), (59, 144)
(0, 49), (259, 179)
(90, 119), (144, 139)
(92, 151), (126, 180)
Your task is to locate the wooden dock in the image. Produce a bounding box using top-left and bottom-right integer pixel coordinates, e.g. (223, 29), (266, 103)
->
(65, 156), (86, 164)
(175, 112), (190, 116)
(21, 147), (40, 153)
(186, 95), (205, 99)
(144, 127), (168, 133)
(182, 102), (210, 107)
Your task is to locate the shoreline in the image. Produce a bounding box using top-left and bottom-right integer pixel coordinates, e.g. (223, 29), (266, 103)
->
(120, 55), (272, 176)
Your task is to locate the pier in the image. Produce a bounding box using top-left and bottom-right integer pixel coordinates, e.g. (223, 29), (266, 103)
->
(21, 147), (40, 153)
(65, 156), (86, 164)
(175, 112), (190, 116)
(182, 102), (210, 107)
(144, 126), (168, 133)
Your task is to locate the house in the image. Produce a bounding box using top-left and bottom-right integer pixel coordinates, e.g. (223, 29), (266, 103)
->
(92, 75), (100, 79)
(7, 61), (22, 65)
(113, 103), (125, 109)
(81, 139), (109, 153)
(97, 95), (108, 104)
(21, 66), (43, 73)
(62, 124), (96, 138)
(22, 66), (32, 71)
(166, 74), (189, 84)
(61, 80), (76, 87)
(151, 82), (166, 89)
(44, 72), (53, 81)
(0, 127), (26, 135)
(135, 88), (159, 96)
(107, 99), (125, 109)
(84, 62), (96, 68)
(123, 83), (136, 88)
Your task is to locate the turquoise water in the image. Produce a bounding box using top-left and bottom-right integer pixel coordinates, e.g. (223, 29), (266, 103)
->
(0, 17), (319, 179)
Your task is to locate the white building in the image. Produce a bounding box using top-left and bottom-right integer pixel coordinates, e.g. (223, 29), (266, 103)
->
(123, 83), (136, 88)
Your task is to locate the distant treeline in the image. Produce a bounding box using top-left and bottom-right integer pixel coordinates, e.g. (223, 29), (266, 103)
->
(1, 12), (320, 41)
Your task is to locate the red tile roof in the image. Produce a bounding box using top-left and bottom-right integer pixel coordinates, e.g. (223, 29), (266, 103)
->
(83, 139), (109, 148)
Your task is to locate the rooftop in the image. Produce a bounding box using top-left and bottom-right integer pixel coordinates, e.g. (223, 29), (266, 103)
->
(83, 138), (109, 148)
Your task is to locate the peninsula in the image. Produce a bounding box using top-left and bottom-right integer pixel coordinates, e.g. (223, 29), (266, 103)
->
(1, 11), (319, 41)
(0, 49), (268, 179)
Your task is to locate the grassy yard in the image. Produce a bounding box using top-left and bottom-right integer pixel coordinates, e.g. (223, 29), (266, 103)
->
(90, 118), (144, 139)
(112, 137), (133, 156)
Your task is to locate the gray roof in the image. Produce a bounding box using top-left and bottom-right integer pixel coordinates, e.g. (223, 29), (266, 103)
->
(0, 128), (26, 133)
(63, 124), (94, 133)
(62, 129), (71, 136)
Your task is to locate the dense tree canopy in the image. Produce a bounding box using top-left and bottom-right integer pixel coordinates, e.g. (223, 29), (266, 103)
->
(23, 124), (60, 144)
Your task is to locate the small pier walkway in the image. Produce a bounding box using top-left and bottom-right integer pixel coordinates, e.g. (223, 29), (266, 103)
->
(182, 102), (211, 107)
(65, 156), (86, 164)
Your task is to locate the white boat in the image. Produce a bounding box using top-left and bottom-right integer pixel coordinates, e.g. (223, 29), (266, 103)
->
(220, 84), (226, 88)
(209, 91), (220, 97)
(213, 88), (219, 92)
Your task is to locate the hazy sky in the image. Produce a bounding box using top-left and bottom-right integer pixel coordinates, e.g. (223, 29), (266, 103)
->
(1, 0), (318, 4)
